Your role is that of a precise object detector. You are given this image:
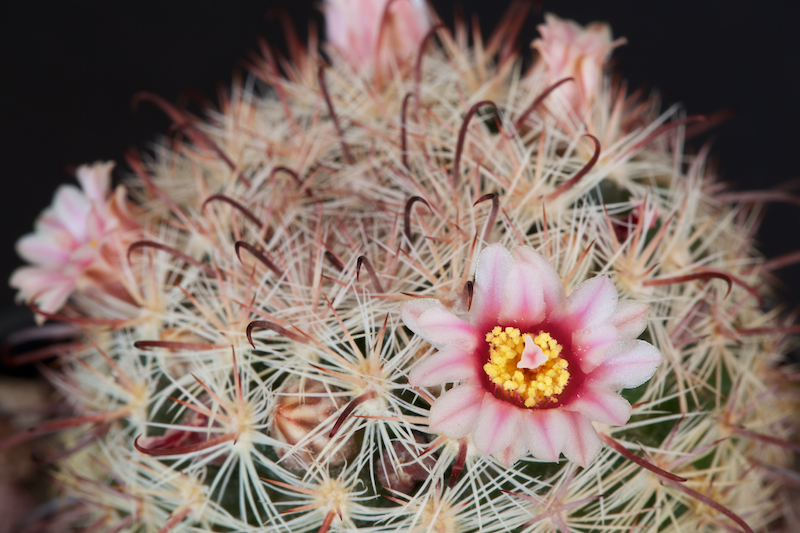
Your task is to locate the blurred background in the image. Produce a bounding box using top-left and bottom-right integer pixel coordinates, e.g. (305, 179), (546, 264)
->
(2, 0), (800, 347)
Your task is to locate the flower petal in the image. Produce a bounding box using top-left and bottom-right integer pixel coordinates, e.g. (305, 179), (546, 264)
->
(590, 340), (662, 390)
(560, 411), (602, 468)
(610, 300), (650, 339)
(499, 262), (545, 326)
(564, 381), (632, 426)
(76, 161), (113, 203)
(49, 185), (92, 240)
(408, 347), (480, 387)
(10, 266), (76, 317)
(559, 275), (618, 329)
(10, 267), (74, 301)
(511, 246), (566, 312)
(522, 409), (568, 463)
(15, 232), (71, 267)
(497, 438), (527, 467)
(571, 322), (619, 373)
(402, 299), (478, 350)
(471, 394), (523, 455)
(428, 385), (486, 439)
(471, 243), (514, 328)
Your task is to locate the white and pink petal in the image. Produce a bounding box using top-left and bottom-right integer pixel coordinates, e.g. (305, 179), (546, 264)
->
(560, 411), (603, 468)
(49, 185), (92, 240)
(610, 300), (650, 340)
(571, 322), (619, 373)
(563, 381), (632, 426)
(15, 232), (71, 267)
(408, 346), (479, 387)
(10, 266), (76, 315)
(428, 384), (486, 439)
(558, 275), (618, 329)
(471, 394), (523, 456)
(511, 245), (566, 312)
(496, 437), (527, 468)
(499, 261), (545, 326)
(590, 339), (662, 390)
(471, 243), (514, 327)
(522, 409), (569, 463)
(401, 299), (479, 350)
(76, 161), (113, 203)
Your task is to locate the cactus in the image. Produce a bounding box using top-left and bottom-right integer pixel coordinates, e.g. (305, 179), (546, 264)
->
(5, 2), (799, 532)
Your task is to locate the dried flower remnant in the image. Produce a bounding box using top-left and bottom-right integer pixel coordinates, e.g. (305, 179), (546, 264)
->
(10, 161), (139, 320)
(270, 379), (358, 470)
(324, 0), (430, 84)
(403, 243), (661, 467)
(376, 435), (436, 494)
(532, 13), (623, 117)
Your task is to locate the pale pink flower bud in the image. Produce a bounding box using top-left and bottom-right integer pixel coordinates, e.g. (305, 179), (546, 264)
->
(324, 0), (430, 84)
(532, 13), (623, 117)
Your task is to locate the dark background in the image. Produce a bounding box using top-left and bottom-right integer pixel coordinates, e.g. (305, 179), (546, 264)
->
(2, 0), (800, 340)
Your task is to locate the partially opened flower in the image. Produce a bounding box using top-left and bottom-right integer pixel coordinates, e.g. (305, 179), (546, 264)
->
(532, 13), (623, 117)
(324, 0), (430, 84)
(403, 243), (662, 467)
(10, 161), (139, 318)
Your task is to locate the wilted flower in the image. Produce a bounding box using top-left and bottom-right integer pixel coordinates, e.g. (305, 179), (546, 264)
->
(532, 13), (622, 117)
(324, 0), (430, 84)
(10, 161), (138, 318)
(403, 243), (662, 467)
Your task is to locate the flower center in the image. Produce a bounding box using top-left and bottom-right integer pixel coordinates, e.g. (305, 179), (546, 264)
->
(482, 326), (569, 408)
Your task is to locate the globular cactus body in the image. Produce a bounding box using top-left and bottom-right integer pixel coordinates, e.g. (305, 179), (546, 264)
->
(5, 3), (799, 532)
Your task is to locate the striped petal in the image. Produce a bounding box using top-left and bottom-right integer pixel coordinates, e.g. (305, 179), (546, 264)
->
(428, 384), (485, 439)
(470, 243), (514, 328)
(523, 409), (568, 463)
(511, 245), (566, 313)
(571, 322), (620, 373)
(497, 437), (528, 467)
(15, 232), (71, 267)
(559, 275), (618, 329)
(499, 262), (545, 326)
(563, 381), (632, 426)
(560, 411), (602, 468)
(401, 299), (479, 350)
(610, 300), (650, 339)
(590, 340), (662, 390)
(471, 394), (523, 456)
(408, 346), (480, 387)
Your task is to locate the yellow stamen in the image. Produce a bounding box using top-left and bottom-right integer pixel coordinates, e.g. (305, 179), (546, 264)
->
(482, 326), (569, 408)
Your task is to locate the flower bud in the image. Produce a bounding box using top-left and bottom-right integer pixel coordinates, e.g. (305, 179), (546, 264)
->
(532, 14), (621, 117)
(324, 0), (430, 85)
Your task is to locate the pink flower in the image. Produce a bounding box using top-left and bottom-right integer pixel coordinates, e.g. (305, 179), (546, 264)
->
(324, 0), (430, 83)
(402, 243), (661, 467)
(10, 161), (139, 318)
(532, 14), (622, 117)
